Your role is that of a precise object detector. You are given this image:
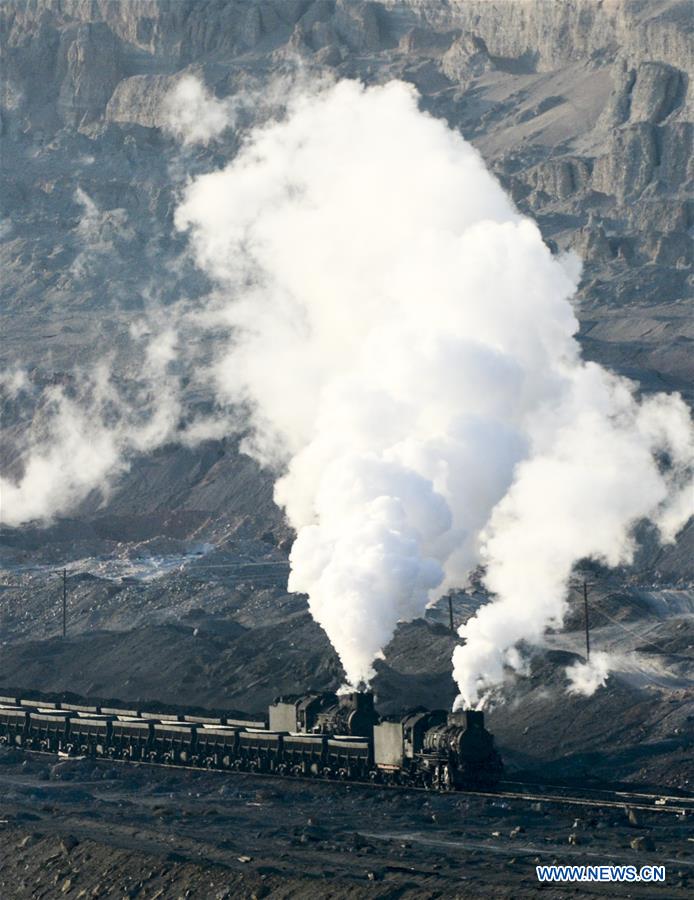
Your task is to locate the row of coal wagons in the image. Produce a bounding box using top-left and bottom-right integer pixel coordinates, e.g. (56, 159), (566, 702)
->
(0, 697), (371, 777)
(0, 696), (264, 766)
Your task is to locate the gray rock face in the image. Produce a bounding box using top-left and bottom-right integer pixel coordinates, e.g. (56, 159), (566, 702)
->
(106, 74), (181, 128)
(385, 0), (693, 72)
(334, 0), (382, 51)
(629, 61), (685, 123)
(0, 0), (691, 576)
(440, 32), (490, 84)
(58, 22), (122, 125)
(593, 123), (660, 200)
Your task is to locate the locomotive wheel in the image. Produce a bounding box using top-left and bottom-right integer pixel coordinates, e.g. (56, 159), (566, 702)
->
(436, 765), (453, 792)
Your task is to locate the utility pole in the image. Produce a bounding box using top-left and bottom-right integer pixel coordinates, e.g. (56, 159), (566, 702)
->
(62, 568), (67, 638)
(448, 595), (455, 634)
(583, 580), (590, 661)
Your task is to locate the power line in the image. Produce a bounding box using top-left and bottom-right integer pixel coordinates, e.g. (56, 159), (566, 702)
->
(588, 601), (694, 661)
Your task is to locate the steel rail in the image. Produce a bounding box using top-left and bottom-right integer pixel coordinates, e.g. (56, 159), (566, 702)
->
(499, 779), (694, 808)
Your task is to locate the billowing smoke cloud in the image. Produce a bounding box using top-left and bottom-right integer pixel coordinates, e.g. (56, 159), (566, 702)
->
(0, 367), (29, 399)
(173, 79), (693, 692)
(163, 75), (232, 145)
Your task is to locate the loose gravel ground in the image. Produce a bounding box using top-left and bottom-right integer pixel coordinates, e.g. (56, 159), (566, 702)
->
(0, 748), (691, 898)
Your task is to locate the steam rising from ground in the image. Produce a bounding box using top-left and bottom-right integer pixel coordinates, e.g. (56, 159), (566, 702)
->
(2, 77), (692, 705)
(174, 79), (693, 697)
(566, 652), (611, 696)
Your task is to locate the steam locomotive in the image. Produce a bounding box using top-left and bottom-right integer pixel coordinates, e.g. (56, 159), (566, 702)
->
(0, 690), (502, 791)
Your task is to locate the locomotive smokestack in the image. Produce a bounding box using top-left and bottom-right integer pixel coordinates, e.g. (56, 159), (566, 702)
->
(338, 691), (374, 712)
(447, 709), (484, 730)
(340, 690), (377, 737)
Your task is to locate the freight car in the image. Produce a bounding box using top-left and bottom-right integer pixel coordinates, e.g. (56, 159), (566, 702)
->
(0, 690), (502, 791)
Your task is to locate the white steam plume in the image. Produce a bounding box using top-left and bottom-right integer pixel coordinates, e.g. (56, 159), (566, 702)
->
(452, 381), (693, 708)
(174, 78), (694, 693)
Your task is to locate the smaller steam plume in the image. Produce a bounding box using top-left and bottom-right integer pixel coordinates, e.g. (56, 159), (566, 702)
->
(0, 328), (181, 526)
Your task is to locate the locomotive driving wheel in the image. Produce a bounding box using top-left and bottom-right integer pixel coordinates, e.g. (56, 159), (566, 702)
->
(421, 770), (434, 790)
(438, 764), (453, 792)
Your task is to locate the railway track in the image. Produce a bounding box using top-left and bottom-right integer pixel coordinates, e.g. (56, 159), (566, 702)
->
(499, 779), (694, 813)
(473, 785), (693, 816)
(17, 748), (693, 817)
(4, 691), (691, 815)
